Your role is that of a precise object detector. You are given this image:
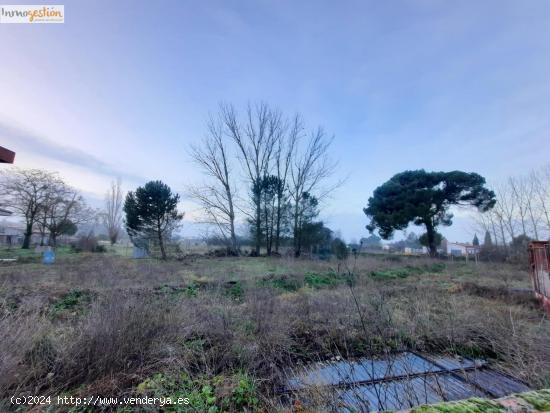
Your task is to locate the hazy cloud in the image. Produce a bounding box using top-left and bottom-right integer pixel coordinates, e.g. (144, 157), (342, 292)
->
(0, 121), (145, 184)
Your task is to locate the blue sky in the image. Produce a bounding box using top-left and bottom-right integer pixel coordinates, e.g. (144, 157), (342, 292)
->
(1, 0), (550, 242)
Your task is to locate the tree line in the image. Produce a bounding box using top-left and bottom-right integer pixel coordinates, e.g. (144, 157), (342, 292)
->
(0, 169), (92, 248)
(0, 102), (340, 259)
(475, 165), (550, 249)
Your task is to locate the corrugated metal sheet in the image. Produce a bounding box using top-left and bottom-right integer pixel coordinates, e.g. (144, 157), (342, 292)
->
(528, 241), (550, 312)
(284, 352), (530, 412)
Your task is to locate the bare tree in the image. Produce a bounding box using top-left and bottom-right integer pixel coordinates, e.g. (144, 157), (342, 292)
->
(493, 182), (517, 243)
(518, 174), (541, 239)
(103, 179), (124, 245)
(509, 177), (529, 237)
(222, 102), (282, 255)
(476, 166), (550, 256)
(289, 128), (339, 256)
(44, 182), (90, 247)
(188, 114), (239, 253)
(273, 115), (300, 253)
(532, 166), (550, 235)
(0, 169), (59, 249)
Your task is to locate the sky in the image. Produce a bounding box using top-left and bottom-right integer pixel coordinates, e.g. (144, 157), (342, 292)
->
(1, 0), (550, 242)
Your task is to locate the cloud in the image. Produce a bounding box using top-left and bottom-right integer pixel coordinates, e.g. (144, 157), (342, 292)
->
(0, 121), (145, 184)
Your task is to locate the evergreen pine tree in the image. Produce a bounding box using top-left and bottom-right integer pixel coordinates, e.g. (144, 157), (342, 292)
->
(483, 230), (492, 246)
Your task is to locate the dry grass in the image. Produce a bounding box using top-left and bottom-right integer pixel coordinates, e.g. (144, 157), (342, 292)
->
(0, 252), (548, 412)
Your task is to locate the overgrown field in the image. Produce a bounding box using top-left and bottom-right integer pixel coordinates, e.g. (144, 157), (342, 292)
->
(0, 252), (549, 412)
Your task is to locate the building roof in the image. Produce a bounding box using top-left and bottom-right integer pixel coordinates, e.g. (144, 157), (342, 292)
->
(0, 146), (15, 163)
(448, 242), (478, 248)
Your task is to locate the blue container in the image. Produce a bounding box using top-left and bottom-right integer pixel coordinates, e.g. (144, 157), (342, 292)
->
(42, 250), (55, 264)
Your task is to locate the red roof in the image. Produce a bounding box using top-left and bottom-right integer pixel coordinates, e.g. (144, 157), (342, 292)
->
(0, 146), (15, 163)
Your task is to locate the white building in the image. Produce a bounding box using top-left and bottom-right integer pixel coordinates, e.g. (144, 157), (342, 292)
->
(446, 242), (479, 256)
(0, 224), (24, 246)
(404, 246), (428, 255)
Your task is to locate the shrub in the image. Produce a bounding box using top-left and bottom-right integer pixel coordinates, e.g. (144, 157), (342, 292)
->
(54, 294), (178, 386)
(260, 275), (302, 292)
(71, 235), (106, 253)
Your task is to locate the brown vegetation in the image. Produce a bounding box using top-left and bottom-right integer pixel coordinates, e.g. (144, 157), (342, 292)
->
(0, 253), (549, 411)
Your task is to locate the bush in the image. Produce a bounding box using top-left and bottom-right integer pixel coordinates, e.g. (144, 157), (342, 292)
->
(54, 294), (177, 386)
(71, 235), (107, 253)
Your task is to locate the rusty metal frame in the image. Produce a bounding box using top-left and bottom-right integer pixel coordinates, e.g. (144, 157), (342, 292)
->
(528, 241), (550, 312)
(0, 146), (15, 163)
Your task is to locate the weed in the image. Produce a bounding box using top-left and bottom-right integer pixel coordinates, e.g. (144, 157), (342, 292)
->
(225, 281), (244, 301)
(517, 389), (550, 411)
(261, 275), (302, 292)
(410, 397), (504, 413)
(370, 268), (412, 279)
(304, 271), (341, 288)
(50, 290), (92, 315)
(370, 263), (445, 279)
(137, 372), (259, 412)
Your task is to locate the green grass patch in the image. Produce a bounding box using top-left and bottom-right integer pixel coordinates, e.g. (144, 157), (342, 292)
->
(154, 282), (206, 299)
(225, 281), (244, 301)
(517, 389), (550, 411)
(410, 397), (504, 413)
(261, 271), (351, 291)
(304, 271), (341, 288)
(137, 372), (259, 412)
(259, 275), (303, 292)
(50, 290), (93, 316)
(370, 263), (446, 280)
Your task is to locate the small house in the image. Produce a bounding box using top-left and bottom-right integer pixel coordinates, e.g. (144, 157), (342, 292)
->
(0, 224), (24, 246)
(446, 242), (479, 256)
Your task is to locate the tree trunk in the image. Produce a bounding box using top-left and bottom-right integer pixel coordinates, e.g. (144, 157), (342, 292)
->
(275, 192), (282, 253)
(49, 233), (57, 248)
(22, 225), (32, 249)
(254, 188), (261, 255)
(227, 187), (237, 255)
(293, 201), (300, 257)
(157, 220), (166, 260)
(424, 222), (437, 257)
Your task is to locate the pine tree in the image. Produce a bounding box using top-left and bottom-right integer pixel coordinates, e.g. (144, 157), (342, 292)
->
(483, 230), (492, 247)
(472, 233), (480, 246)
(124, 181), (183, 260)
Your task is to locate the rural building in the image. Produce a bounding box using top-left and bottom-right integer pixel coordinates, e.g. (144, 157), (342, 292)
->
(0, 224), (24, 246)
(528, 241), (550, 312)
(0, 146), (15, 163)
(446, 241), (480, 256)
(404, 246), (428, 255)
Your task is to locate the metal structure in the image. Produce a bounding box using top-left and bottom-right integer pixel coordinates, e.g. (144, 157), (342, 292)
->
(284, 351), (529, 412)
(0, 146), (15, 216)
(0, 146), (15, 163)
(528, 241), (550, 312)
